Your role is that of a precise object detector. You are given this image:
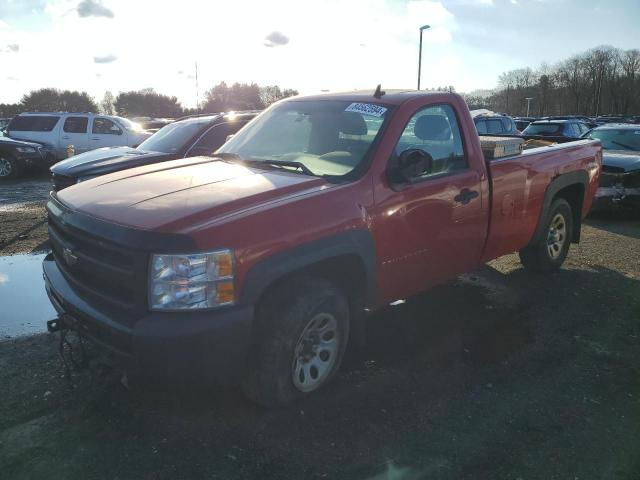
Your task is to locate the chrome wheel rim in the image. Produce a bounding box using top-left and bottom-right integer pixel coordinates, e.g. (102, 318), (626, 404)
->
(547, 213), (566, 259)
(0, 157), (11, 177)
(292, 312), (339, 392)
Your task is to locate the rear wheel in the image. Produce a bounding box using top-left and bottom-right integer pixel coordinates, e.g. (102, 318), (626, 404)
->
(0, 154), (19, 179)
(242, 276), (350, 407)
(519, 198), (573, 272)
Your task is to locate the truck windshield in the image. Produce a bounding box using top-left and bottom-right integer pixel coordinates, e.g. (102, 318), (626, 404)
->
(217, 100), (389, 177)
(137, 120), (209, 153)
(585, 128), (640, 151)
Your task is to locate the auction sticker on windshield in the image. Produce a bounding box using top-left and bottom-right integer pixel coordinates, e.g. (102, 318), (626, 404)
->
(345, 103), (388, 117)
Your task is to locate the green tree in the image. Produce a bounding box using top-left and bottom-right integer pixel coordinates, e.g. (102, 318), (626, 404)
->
(114, 89), (183, 117)
(100, 91), (116, 115)
(259, 85), (299, 106)
(20, 88), (97, 112)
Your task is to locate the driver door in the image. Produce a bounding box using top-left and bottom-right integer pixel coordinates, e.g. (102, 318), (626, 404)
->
(373, 104), (486, 303)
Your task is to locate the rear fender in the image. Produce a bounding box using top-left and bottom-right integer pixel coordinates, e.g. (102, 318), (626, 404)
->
(529, 170), (588, 246)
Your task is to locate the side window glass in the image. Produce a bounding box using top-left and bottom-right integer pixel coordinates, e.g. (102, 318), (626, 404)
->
(475, 120), (487, 135)
(192, 122), (246, 153)
(63, 117), (88, 134)
(394, 104), (468, 180)
(93, 117), (122, 135)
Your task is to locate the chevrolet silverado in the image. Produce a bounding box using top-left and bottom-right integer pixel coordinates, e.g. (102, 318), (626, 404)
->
(43, 90), (602, 406)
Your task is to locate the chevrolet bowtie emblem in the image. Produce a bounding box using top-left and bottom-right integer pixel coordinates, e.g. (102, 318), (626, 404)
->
(62, 247), (78, 267)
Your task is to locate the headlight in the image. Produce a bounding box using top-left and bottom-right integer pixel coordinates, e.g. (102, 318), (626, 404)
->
(16, 146), (36, 153)
(149, 250), (235, 310)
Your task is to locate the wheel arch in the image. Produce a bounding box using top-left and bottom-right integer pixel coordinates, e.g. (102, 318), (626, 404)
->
(529, 171), (588, 246)
(240, 230), (377, 346)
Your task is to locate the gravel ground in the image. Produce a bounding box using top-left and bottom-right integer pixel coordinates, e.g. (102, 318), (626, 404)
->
(0, 179), (639, 479)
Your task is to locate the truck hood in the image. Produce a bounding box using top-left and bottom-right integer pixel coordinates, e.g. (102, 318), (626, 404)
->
(602, 150), (640, 172)
(50, 146), (172, 178)
(57, 156), (332, 231)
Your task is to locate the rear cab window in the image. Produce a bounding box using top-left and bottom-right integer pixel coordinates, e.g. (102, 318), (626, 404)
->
(8, 115), (60, 132)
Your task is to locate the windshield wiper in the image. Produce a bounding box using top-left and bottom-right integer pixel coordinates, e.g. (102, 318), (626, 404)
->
(259, 159), (316, 176)
(610, 140), (636, 151)
(212, 153), (318, 177)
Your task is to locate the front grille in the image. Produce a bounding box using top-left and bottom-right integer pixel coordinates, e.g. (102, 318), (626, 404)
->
(602, 165), (625, 174)
(623, 171), (640, 188)
(599, 172), (622, 188)
(48, 214), (148, 325)
(52, 173), (75, 191)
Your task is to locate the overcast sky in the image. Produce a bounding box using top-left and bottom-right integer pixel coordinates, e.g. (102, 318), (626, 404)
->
(0, 0), (639, 107)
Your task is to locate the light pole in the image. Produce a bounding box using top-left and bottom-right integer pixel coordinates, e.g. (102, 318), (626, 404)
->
(417, 24), (430, 90)
(525, 97), (533, 117)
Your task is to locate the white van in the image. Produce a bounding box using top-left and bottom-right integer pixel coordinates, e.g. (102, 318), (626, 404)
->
(7, 112), (152, 160)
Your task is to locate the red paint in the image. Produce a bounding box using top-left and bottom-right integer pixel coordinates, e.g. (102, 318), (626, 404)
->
(58, 92), (601, 311)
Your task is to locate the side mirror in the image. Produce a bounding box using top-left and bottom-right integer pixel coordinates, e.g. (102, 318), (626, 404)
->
(390, 148), (433, 184)
(111, 126), (123, 135)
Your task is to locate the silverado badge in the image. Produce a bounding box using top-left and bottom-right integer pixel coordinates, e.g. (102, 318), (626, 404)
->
(62, 247), (78, 267)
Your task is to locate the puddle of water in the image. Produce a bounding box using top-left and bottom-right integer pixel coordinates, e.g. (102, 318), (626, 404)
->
(0, 253), (55, 339)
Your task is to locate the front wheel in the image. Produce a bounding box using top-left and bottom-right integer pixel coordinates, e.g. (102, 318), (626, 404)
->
(242, 276), (350, 407)
(519, 198), (573, 272)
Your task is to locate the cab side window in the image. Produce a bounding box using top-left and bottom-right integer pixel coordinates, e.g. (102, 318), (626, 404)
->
(395, 104), (468, 180)
(63, 116), (88, 134)
(93, 117), (122, 135)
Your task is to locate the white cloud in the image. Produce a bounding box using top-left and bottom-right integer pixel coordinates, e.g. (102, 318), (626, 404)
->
(93, 54), (117, 63)
(263, 31), (289, 48)
(77, 0), (114, 18)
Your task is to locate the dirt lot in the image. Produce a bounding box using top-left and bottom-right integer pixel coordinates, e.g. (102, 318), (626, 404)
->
(1, 183), (639, 479)
(0, 175), (51, 255)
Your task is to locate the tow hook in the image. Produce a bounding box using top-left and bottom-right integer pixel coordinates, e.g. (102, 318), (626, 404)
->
(47, 317), (63, 333)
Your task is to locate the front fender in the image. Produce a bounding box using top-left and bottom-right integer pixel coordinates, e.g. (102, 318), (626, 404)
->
(240, 229), (377, 308)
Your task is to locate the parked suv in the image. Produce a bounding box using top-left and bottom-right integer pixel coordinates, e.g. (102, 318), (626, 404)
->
(473, 114), (518, 135)
(523, 119), (590, 138)
(7, 112), (152, 160)
(50, 111), (258, 190)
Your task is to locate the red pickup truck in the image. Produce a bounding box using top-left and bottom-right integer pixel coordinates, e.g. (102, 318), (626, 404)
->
(43, 90), (602, 406)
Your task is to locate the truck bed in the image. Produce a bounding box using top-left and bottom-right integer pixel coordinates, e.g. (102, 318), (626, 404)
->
(481, 138), (601, 262)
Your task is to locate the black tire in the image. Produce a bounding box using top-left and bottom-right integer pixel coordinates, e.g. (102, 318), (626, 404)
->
(519, 198), (573, 272)
(0, 154), (20, 180)
(242, 276), (350, 408)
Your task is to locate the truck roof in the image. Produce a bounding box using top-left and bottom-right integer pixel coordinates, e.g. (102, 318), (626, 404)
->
(289, 89), (450, 106)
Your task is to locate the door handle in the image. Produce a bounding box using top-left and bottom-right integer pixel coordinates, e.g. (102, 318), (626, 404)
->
(454, 189), (479, 205)
(61, 135), (70, 140)
(91, 137), (100, 140)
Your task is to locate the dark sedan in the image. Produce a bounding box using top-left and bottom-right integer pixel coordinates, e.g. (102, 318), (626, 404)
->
(522, 119), (591, 138)
(50, 111), (259, 190)
(0, 136), (56, 180)
(582, 124), (640, 210)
